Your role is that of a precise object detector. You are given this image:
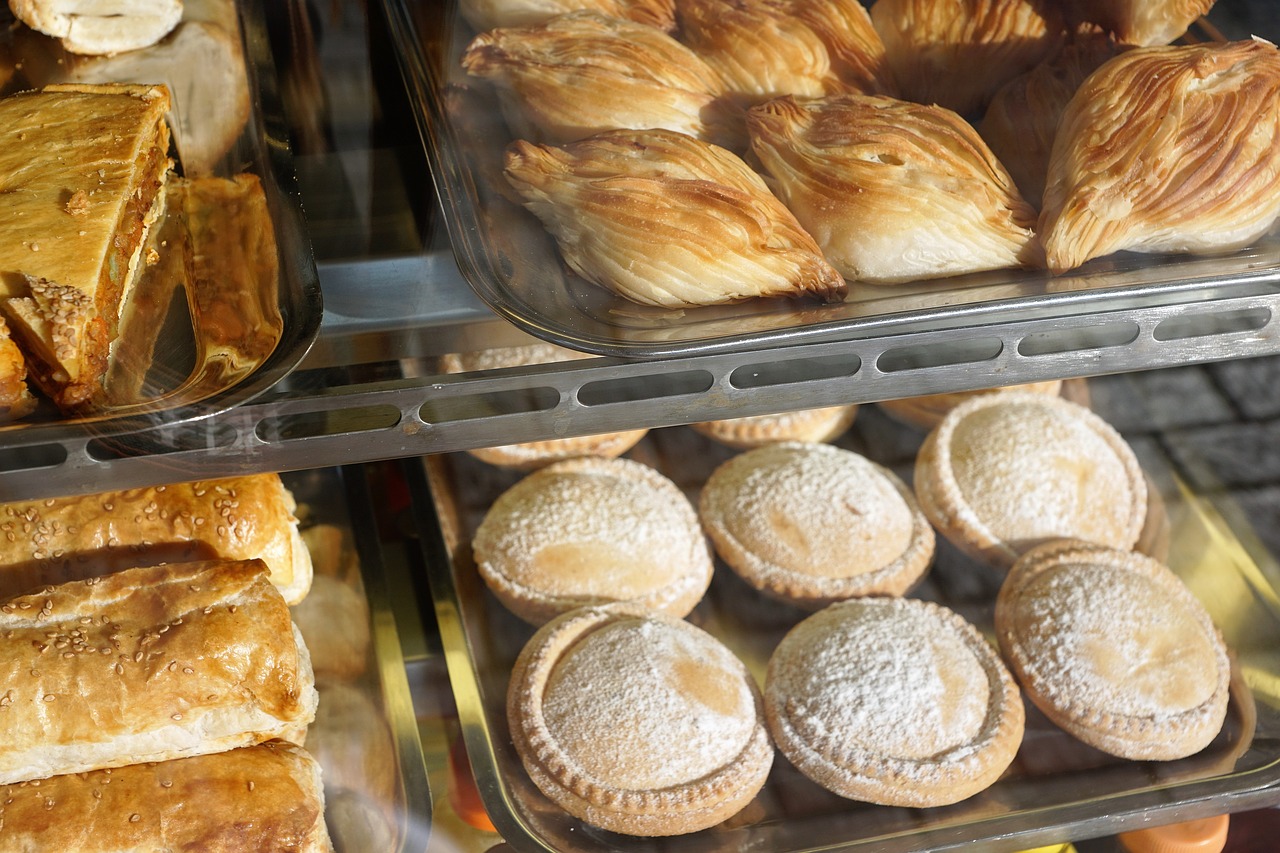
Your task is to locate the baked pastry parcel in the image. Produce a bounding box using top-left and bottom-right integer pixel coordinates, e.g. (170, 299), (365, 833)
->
(507, 603), (773, 835)
(691, 403), (859, 449)
(473, 456), (713, 624)
(0, 741), (333, 852)
(700, 441), (934, 608)
(1067, 0), (1216, 47)
(747, 94), (1040, 284)
(995, 540), (1231, 760)
(439, 343), (647, 469)
(1040, 39), (1280, 274)
(9, 0), (183, 55)
(463, 12), (737, 149)
(458, 0), (676, 33)
(0, 559), (318, 786)
(0, 473), (313, 605)
(0, 83), (173, 411)
(765, 597), (1024, 806)
(914, 392), (1147, 570)
(504, 127), (847, 307)
(870, 0), (1065, 116)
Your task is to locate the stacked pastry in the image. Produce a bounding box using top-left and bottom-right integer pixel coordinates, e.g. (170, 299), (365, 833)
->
(0, 473), (335, 850)
(459, 0), (1278, 306)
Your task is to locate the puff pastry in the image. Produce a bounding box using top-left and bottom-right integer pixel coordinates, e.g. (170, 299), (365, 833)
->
(462, 12), (736, 148)
(0, 316), (36, 423)
(996, 540), (1230, 760)
(1039, 39), (1280, 274)
(473, 456), (713, 624)
(980, 33), (1129, 208)
(747, 94), (1040, 283)
(870, 0), (1065, 115)
(458, 0), (676, 33)
(504, 127), (847, 306)
(1068, 0), (1215, 47)
(507, 603), (773, 835)
(765, 597), (1024, 806)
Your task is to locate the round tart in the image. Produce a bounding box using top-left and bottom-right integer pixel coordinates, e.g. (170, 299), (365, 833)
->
(877, 380), (1062, 431)
(691, 404), (859, 449)
(914, 392), (1146, 570)
(765, 597), (1024, 807)
(507, 603), (774, 836)
(995, 540), (1231, 761)
(473, 456), (713, 625)
(439, 344), (647, 470)
(700, 442), (934, 608)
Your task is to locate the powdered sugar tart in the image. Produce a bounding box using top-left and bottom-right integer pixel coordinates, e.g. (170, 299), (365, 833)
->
(1039, 38), (1280, 274)
(765, 597), (1024, 807)
(506, 603), (773, 836)
(472, 456), (713, 625)
(504, 128), (847, 307)
(914, 391), (1147, 570)
(995, 540), (1230, 760)
(700, 441), (934, 608)
(747, 94), (1040, 284)
(691, 403), (859, 449)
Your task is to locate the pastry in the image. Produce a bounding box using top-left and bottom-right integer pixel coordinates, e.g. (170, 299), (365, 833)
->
(0, 83), (173, 411)
(913, 391), (1147, 569)
(504, 127), (847, 307)
(747, 94), (1040, 283)
(765, 596), (1024, 806)
(870, 0), (1065, 116)
(462, 12), (736, 148)
(290, 574), (370, 679)
(691, 403), (858, 449)
(700, 441), (934, 608)
(1068, 0), (1215, 47)
(0, 559), (318, 785)
(0, 741), (332, 852)
(9, 0), (183, 55)
(458, 0), (676, 33)
(1039, 40), (1280, 274)
(995, 540), (1230, 760)
(0, 315), (36, 422)
(877, 379), (1063, 430)
(507, 603), (773, 835)
(980, 33), (1129, 208)
(439, 343), (647, 469)
(0, 473), (314, 605)
(472, 456), (713, 624)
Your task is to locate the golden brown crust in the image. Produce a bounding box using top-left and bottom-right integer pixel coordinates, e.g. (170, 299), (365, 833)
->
(0, 741), (332, 852)
(747, 94), (1040, 283)
(0, 314), (36, 422)
(507, 603), (773, 835)
(995, 540), (1230, 760)
(699, 442), (934, 608)
(870, 0), (1065, 116)
(1040, 40), (1280, 274)
(691, 403), (858, 448)
(1068, 0), (1215, 46)
(504, 127), (846, 307)
(0, 473), (312, 605)
(765, 597), (1024, 806)
(458, 0), (677, 33)
(913, 392), (1146, 570)
(0, 560), (318, 785)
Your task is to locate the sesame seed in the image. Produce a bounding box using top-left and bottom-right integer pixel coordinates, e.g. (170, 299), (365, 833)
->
(160, 780), (172, 788)
(43, 694), (55, 702)
(171, 713), (182, 721)
(129, 814), (139, 822)
(247, 781), (255, 792)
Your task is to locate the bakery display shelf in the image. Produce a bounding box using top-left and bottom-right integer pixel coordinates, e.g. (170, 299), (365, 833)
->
(0, 0), (322, 443)
(403, 395), (1280, 853)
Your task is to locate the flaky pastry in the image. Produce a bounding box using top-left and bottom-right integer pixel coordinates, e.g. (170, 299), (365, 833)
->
(1039, 39), (1280, 274)
(748, 94), (1040, 283)
(504, 127), (846, 306)
(996, 540), (1230, 760)
(1067, 0), (1215, 47)
(870, 0), (1065, 115)
(458, 0), (676, 33)
(0, 315), (35, 423)
(462, 12), (735, 148)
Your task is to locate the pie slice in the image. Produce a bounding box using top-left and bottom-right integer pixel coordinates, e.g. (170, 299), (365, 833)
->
(0, 82), (173, 411)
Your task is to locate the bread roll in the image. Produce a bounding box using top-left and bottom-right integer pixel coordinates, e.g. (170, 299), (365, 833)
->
(0, 473), (313, 604)
(0, 741), (332, 852)
(0, 559), (318, 785)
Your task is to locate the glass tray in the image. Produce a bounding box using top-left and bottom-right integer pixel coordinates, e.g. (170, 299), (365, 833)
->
(382, 0), (1280, 359)
(408, 390), (1280, 852)
(0, 0), (321, 442)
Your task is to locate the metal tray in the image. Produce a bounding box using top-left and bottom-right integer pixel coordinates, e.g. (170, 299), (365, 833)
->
(382, 0), (1280, 360)
(0, 0), (321, 443)
(408, 396), (1280, 852)
(285, 463), (432, 852)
